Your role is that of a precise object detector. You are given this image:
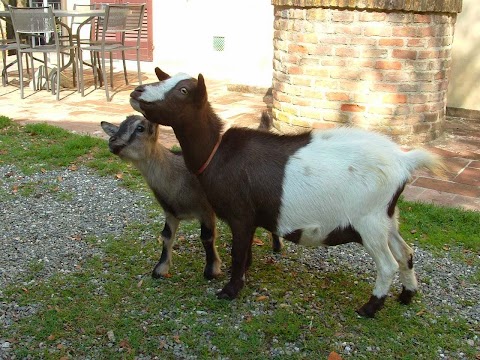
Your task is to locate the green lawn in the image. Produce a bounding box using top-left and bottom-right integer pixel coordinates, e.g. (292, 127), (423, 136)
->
(1, 116), (478, 359)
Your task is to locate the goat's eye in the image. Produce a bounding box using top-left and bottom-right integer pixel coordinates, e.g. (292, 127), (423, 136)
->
(180, 87), (188, 95)
(136, 125), (145, 133)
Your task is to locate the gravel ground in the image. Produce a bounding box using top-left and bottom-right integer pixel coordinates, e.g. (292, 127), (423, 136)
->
(0, 165), (478, 359)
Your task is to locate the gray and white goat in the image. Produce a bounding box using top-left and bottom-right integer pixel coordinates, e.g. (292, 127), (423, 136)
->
(101, 115), (282, 279)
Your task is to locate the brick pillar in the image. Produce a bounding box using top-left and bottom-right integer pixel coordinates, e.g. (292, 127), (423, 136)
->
(272, 0), (463, 144)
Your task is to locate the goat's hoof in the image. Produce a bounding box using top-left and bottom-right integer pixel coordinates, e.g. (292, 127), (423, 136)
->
(216, 290), (235, 300)
(216, 282), (241, 300)
(204, 270), (222, 280)
(204, 272), (215, 280)
(356, 295), (387, 318)
(203, 263), (222, 280)
(151, 270), (171, 279)
(271, 236), (283, 253)
(356, 307), (375, 318)
(398, 287), (416, 305)
(272, 244), (283, 253)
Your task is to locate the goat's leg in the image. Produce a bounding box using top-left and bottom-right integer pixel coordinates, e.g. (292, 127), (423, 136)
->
(356, 219), (399, 318)
(200, 214), (222, 279)
(387, 208), (418, 304)
(217, 223), (255, 300)
(271, 233), (283, 253)
(388, 230), (418, 305)
(152, 213), (179, 278)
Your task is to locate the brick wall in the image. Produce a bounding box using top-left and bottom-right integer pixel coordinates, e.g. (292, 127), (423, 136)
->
(272, 5), (458, 144)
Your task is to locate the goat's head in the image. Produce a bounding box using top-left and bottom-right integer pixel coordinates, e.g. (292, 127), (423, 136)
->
(100, 115), (159, 161)
(130, 67), (208, 126)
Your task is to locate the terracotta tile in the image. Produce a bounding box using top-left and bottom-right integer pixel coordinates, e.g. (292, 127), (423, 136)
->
(411, 177), (480, 198)
(424, 146), (460, 158)
(402, 185), (426, 201)
(404, 185), (479, 214)
(404, 189), (480, 211)
(417, 190), (480, 211)
(469, 160), (480, 169)
(450, 194), (480, 212)
(455, 150), (480, 161)
(412, 188), (457, 208)
(404, 189), (480, 212)
(454, 167), (480, 187)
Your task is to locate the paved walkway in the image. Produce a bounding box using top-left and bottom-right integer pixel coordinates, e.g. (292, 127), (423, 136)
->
(1, 69), (479, 211)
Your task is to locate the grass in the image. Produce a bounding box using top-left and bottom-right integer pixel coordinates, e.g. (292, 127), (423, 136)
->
(0, 116), (479, 359)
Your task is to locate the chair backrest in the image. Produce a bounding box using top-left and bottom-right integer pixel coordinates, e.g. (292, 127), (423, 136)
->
(71, 3), (100, 40)
(9, 6), (61, 48)
(102, 4), (145, 34)
(71, 3), (100, 27)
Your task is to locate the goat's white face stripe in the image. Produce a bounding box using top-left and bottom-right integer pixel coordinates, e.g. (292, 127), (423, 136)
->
(138, 73), (192, 102)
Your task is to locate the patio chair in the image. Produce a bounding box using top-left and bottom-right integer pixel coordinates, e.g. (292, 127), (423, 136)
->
(69, 3), (104, 89)
(1, 15), (30, 86)
(8, 5), (78, 100)
(78, 3), (145, 101)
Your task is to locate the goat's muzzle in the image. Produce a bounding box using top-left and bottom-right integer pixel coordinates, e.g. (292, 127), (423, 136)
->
(108, 137), (124, 155)
(130, 86), (146, 113)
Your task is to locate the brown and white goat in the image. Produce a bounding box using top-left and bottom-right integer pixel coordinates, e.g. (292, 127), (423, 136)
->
(101, 115), (282, 279)
(129, 68), (442, 317)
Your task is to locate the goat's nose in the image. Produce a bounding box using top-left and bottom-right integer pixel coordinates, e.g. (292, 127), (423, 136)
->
(130, 85), (145, 100)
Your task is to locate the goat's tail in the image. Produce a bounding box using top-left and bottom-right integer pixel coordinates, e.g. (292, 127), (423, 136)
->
(403, 148), (445, 176)
(258, 111), (273, 131)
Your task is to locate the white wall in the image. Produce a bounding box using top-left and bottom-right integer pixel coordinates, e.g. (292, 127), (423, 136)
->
(447, 0), (480, 111)
(152, 0), (274, 87)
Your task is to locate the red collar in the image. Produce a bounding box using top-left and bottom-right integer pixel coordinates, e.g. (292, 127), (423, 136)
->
(196, 135), (222, 175)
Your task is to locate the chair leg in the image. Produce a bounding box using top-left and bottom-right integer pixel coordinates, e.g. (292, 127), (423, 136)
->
(122, 50), (128, 85)
(44, 53), (49, 91)
(109, 52), (113, 88)
(93, 51), (100, 91)
(137, 49), (142, 85)
(1, 51), (6, 87)
(18, 52), (25, 99)
(25, 54), (30, 79)
(79, 47), (86, 97)
(94, 52), (102, 87)
(102, 50), (109, 101)
(30, 53), (36, 95)
(75, 48), (80, 92)
(56, 52), (61, 101)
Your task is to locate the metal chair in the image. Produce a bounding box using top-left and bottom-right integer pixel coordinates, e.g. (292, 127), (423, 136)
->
(69, 3), (106, 90)
(8, 5), (78, 100)
(78, 3), (145, 101)
(1, 13), (31, 86)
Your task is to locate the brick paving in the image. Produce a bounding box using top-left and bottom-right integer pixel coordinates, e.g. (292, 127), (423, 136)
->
(1, 70), (478, 211)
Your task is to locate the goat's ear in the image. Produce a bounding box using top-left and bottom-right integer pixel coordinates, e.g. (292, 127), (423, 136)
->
(100, 121), (118, 137)
(194, 73), (208, 105)
(155, 67), (170, 81)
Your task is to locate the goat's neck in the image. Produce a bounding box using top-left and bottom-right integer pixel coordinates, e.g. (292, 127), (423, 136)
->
(173, 109), (222, 174)
(131, 144), (171, 184)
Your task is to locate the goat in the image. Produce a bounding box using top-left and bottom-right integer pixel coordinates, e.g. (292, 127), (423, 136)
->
(101, 115), (222, 280)
(101, 115), (283, 279)
(129, 68), (442, 317)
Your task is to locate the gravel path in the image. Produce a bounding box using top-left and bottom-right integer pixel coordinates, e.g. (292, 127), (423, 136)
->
(0, 165), (478, 358)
